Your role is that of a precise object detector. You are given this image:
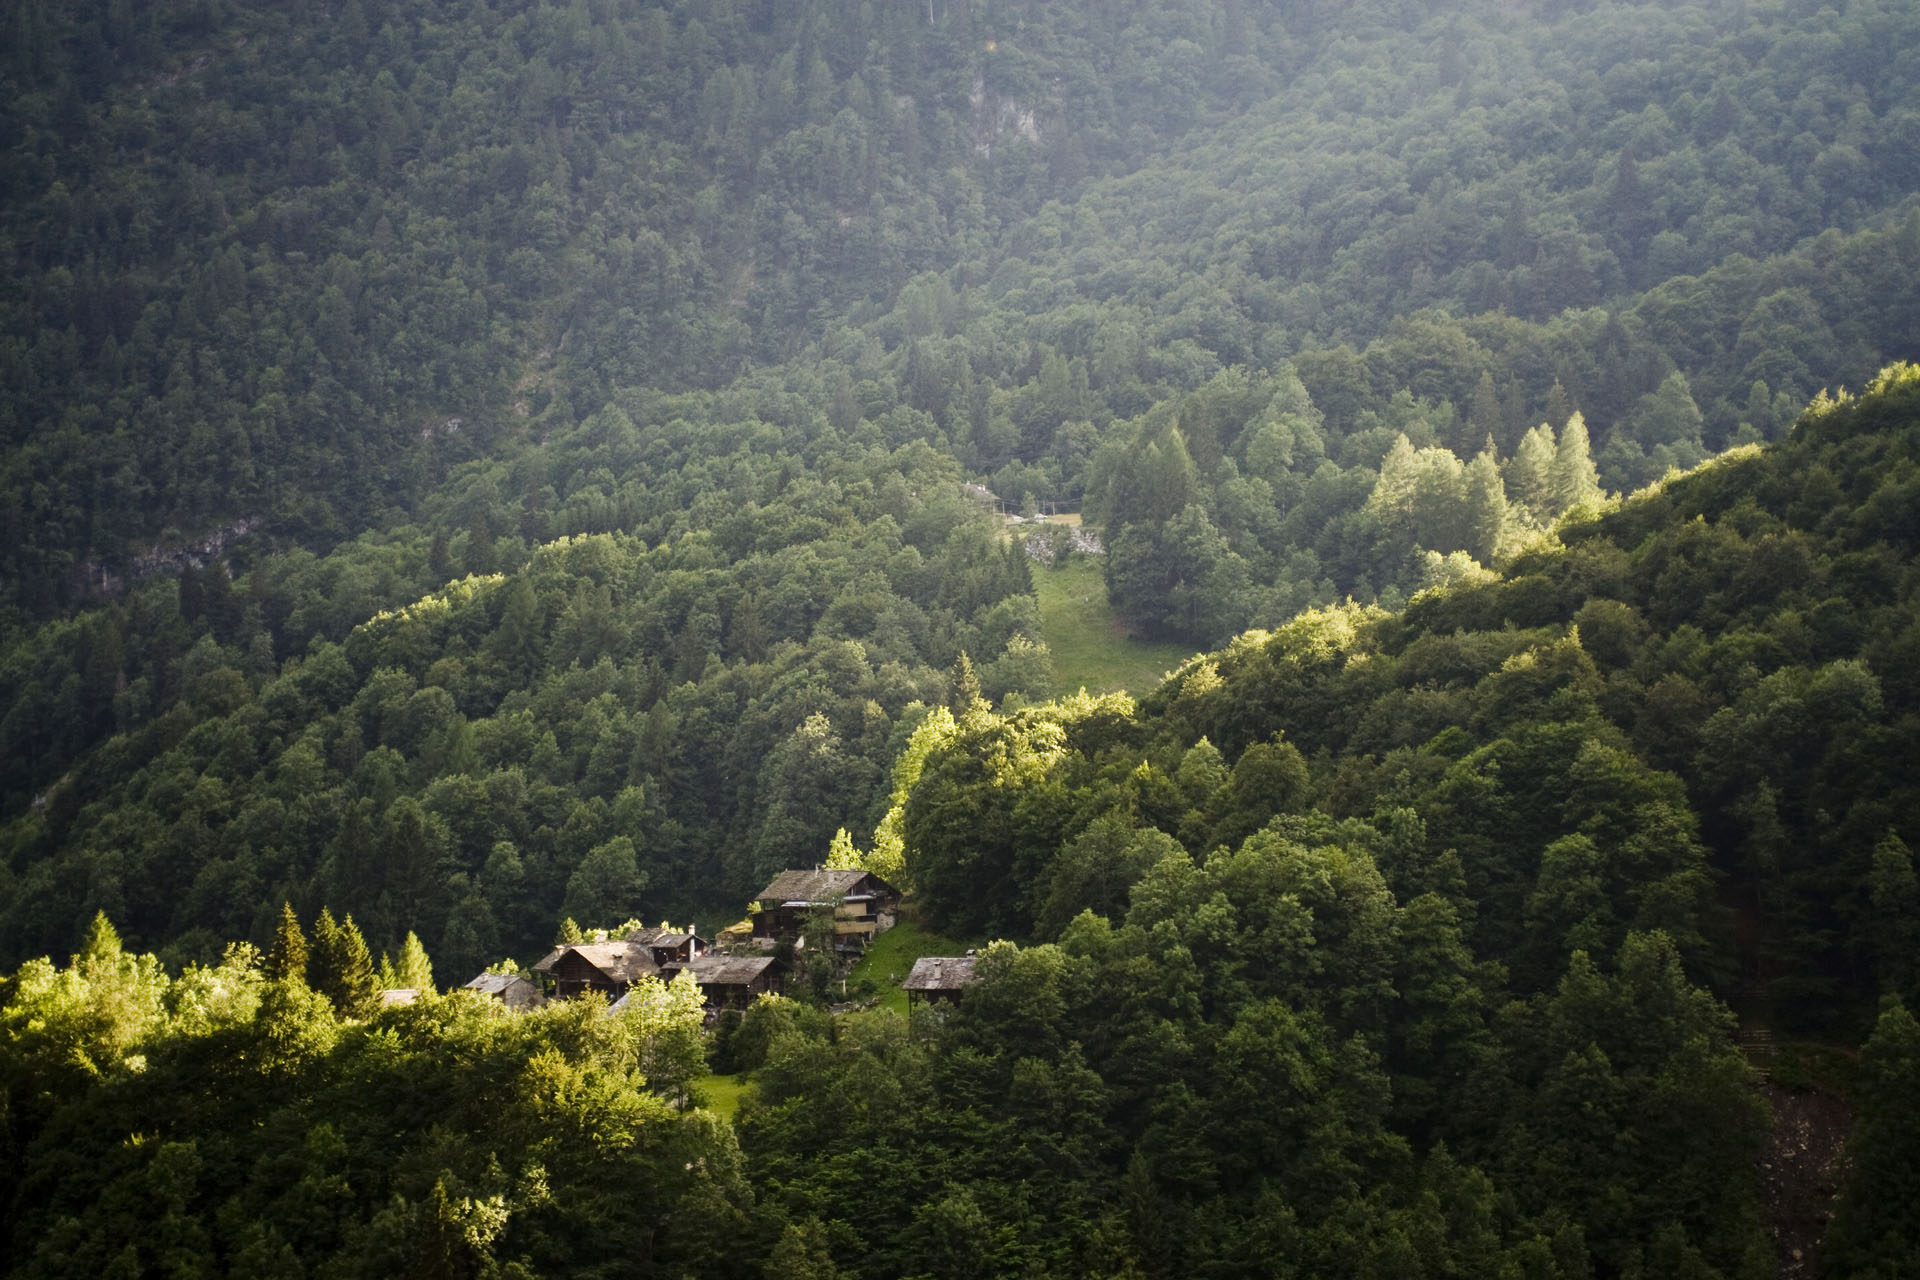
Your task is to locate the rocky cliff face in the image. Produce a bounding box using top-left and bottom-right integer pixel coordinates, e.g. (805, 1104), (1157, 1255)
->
(73, 516), (260, 601)
(971, 71), (1042, 157)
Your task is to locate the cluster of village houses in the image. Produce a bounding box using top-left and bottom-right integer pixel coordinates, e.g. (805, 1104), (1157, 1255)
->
(425, 867), (978, 1016)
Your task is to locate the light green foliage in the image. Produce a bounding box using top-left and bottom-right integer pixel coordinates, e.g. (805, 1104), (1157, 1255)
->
(1507, 423), (1558, 518)
(1, 928), (743, 1278)
(165, 943), (268, 1037)
(613, 970), (709, 1099)
(1367, 433), (1470, 551)
(378, 931), (435, 995)
(1549, 412), (1605, 515)
(1416, 549), (1498, 596)
(822, 827), (860, 871)
(855, 704), (958, 892)
(0, 913), (168, 1085)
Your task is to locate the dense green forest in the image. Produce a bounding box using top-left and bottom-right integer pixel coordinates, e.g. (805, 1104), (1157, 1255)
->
(11, 371), (1920, 1278)
(7, 0), (1920, 1273)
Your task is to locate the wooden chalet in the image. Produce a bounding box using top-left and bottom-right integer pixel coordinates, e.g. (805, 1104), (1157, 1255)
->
(626, 924), (705, 969)
(462, 971), (546, 1011)
(751, 868), (899, 948)
(532, 940), (662, 1000)
(902, 954), (978, 1006)
(377, 987), (421, 1008)
(684, 953), (779, 1009)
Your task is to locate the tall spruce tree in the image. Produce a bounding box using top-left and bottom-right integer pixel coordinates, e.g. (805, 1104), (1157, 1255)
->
(267, 902), (308, 985)
(1548, 411), (1602, 514)
(311, 908), (377, 1018)
(1464, 445), (1511, 565)
(1508, 423), (1556, 518)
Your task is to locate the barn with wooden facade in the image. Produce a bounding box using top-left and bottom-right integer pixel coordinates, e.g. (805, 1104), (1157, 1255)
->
(685, 953), (779, 1009)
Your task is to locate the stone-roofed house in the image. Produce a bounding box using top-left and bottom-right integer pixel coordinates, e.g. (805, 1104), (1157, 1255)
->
(751, 868), (899, 948)
(462, 971), (546, 1011)
(533, 940), (662, 1000)
(902, 953), (979, 1006)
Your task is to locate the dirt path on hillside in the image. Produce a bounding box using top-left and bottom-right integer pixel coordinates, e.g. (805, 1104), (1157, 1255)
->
(1758, 1082), (1851, 1278)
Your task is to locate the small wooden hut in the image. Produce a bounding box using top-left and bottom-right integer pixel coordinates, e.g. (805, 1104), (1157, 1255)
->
(902, 954), (979, 1006)
(462, 971), (546, 1011)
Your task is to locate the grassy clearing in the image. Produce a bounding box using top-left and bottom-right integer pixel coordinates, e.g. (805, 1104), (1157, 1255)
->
(693, 1072), (755, 1119)
(848, 919), (972, 1015)
(1034, 555), (1193, 697)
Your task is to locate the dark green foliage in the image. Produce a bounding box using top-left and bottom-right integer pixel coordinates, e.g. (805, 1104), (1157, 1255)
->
(6, 0), (1920, 1272)
(1824, 1001), (1920, 1277)
(0, 418), (1042, 970)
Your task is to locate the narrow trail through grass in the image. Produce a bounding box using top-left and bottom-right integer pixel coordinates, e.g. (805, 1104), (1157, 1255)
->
(1033, 555), (1193, 697)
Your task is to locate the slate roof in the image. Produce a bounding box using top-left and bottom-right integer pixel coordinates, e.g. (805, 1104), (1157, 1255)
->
(533, 941), (660, 984)
(627, 925), (702, 948)
(753, 868), (895, 905)
(686, 954), (776, 986)
(901, 955), (979, 991)
(463, 972), (545, 1010)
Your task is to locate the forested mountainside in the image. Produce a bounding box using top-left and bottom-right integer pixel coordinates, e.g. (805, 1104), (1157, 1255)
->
(9, 370), (1920, 1280)
(0, 409), (1048, 971)
(7, 0), (1920, 1272)
(6, 0), (1920, 619)
(764, 373), (1920, 1279)
(6, 0), (1920, 974)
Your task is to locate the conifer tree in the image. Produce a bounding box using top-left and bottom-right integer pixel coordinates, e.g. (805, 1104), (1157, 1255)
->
(1869, 833), (1919, 998)
(823, 827), (860, 870)
(310, 907), (343, 997)
(1367, 434), (1420, 532)
(1508, 424), (1556, 517)
(1005, 538), (1033, 595)
(378, 931), (434, 993)
(1467, 371), (1503, 454)
(488, 576), (543, 676)
(1549, 411), (1602, 514)
(949, 651), (984, 714)
(1544, 379), (1573, 431)
(311, 908), (377, 1018)
(463, 514), (495, 576)
(1464, 445), (1511, 565)
(267, 902), (308, 985)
